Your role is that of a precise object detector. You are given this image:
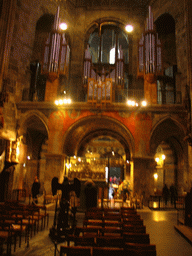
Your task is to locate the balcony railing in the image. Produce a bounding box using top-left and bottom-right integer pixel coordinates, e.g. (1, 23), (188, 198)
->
(22, 88), (182, 105)
(157, 89), (182, 105)
(114, 89), (144, 103)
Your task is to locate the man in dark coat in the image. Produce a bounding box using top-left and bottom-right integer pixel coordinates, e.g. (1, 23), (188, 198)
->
(162, 184), (169, 206)
(170, 184), (177, 208)
(32, 176), (40, 204)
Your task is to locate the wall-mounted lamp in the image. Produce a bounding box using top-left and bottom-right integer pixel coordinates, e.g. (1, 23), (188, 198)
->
(154, 173), (158, 180)
(59, 22), (68, 31)
(125, 25), (133, 32)
(127, 100), (147, 107)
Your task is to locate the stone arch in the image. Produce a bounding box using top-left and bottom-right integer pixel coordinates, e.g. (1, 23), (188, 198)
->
(150, 116), (186, 155)
(31, 13), (54, 62)
(155, 13), (177, 69)
(84, 18), (130, 45)
(150, 116), (188, 192)
(18, 110), (48, 161)
(62, 115), (135, 160)
(17, 110), (49, 194)
(18, 110), (49, 136)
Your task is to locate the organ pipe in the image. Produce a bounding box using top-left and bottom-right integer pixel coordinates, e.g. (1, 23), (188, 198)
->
(42, 7), (70, 77)
(138, 6), (163, 77)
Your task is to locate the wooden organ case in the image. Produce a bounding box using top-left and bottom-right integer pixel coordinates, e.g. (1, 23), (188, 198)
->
(83, 41), (125, 106)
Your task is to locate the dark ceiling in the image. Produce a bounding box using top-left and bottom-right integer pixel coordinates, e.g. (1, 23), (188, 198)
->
(75, 0), (151, 8)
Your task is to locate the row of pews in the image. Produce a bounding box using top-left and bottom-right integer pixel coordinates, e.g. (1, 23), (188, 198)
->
(60, 206), (156, 256)
(0, 200), (49, 255)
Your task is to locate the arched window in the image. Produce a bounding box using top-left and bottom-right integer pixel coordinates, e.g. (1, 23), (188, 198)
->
(88, 25), (129, 65)
(28, 14), (54, 102)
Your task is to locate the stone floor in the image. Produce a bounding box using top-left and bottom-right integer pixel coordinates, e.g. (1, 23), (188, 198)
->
(138, 208), (192, 256)
(3, 205), (192, 256)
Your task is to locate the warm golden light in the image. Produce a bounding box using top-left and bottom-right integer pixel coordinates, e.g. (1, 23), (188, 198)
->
(125, 25), (133, 32)
(127, 100), (137, 106)
(154, 173), (158, 180)
(155, 157), (159, 163)
(153, 211), (166, 222)
(55, 98), (72, 105)
(141, 100), (147, 107)
(162, 154), (166, 160)
(59, 23), (67, 31)
(65, 163), (71, 169)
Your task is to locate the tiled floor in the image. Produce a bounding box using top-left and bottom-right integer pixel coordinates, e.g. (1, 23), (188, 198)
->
(5, 206), (192, 256)
(138, 208), (192, 256)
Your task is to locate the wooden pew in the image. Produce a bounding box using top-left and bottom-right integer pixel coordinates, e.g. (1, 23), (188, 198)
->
(60, 245), (91, 256)
(75, 226), (101, 237)
(123, 224), (146, 234)
(99, 227), (123, 236)
(92, 246), (124, 256)
(123, 219), (144, 226)
(123, 233), (150, 244)
(125, 242), (156, 251)
(96, 236), (124, 248)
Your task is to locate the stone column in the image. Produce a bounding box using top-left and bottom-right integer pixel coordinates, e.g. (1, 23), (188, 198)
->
(133, 157), (156, 204)
(144, 74), (157, 104)
(0, 0), (17, 89)
(185, 0), (192, 92)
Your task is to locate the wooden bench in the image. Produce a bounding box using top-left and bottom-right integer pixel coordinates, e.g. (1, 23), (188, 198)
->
(67, 235), (96, 247)
(83, 219), (103, 228)
(99, 227), (123, 236)
(75, 226), (101, 237)
(123, 233), (150, 244)
(96, 236), (124, 248)
(123, 219), (144, 226)
(60, 245), (91, 256)
(123, 224), (146, 234)
(125, 242), (156, 251)
(92, 246), (124, 256)
(121, 213), (141, 219)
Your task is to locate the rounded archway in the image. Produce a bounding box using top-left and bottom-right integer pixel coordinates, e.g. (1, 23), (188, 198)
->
(63, 115), (134, 203)
(150, 117), (188, 194)
(17, 111), (49, 195)
(62, 115), (134, 159)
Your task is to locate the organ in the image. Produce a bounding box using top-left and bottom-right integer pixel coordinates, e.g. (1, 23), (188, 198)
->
(138, 6), (163, 104)
(83, 34), (125, 106)
(42, 7), (70, 101)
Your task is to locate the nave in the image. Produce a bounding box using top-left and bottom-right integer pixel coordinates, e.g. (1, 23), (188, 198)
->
(9, 207), (192, 256)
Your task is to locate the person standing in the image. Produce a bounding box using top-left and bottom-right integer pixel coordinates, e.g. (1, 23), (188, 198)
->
(32, 176), (40, 204)
(162, 184), (169, 206)
(170, 184), (178, 208)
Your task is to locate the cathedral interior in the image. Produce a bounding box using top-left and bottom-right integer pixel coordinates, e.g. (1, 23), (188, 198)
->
(0, 0), (192, 208)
